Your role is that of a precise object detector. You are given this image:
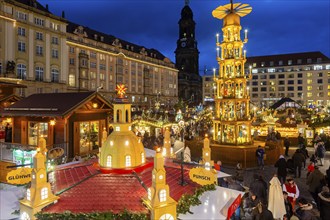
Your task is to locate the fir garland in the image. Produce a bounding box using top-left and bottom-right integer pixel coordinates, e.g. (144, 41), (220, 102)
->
(35, 209), (148, 220)
(177, 184), (216, 215)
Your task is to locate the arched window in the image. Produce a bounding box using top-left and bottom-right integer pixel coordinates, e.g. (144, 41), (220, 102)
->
(125, 155), (131, 167)
(51, 68), (59, 82)
(68, 74), (75, 86)
(159, 189), (166, 202)
(205, 162), (210, 171)
(17, 64), (26, 79)
(159, 214), (174, 220)
(141, 152), (145, 163)
(41, 187), (48, 200)
(35, 66), (44, 81)
(106, 155), (112, 167)
(21, 212), (30, 220)
(26, 189), (31, 201)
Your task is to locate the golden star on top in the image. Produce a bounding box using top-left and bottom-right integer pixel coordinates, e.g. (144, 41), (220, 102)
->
(115, 84), (127, 98)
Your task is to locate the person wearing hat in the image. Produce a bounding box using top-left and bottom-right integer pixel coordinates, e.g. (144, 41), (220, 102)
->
(295, 197), (315, 220)
(307, 165), (325, 209)
(283, 176), (299, 208)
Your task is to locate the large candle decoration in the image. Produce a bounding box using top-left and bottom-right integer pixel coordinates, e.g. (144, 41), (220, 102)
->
(244, 29), (248, 39)
(216, 33), (219, 43)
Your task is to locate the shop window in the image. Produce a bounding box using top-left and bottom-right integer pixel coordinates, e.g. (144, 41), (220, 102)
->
(28, 122), (48, 146)
(79, 121), (99, 154)
(159, 189), (166, 202)
(106, 155), (112, 167)
(26, 189), (31, 201)
(125, 155), (131, 167)
(41, 187), (48, 200)
(205, 162), (210, 170)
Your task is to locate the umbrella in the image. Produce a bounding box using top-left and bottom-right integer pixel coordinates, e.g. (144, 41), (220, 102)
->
(268, 176), (286, 219)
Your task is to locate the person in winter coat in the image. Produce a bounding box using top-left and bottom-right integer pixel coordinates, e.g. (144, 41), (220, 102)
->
(242, 192), (261, 220)
(249, 173), (268, 204)
(326, 166), (330, 187)
(316, 141), (326, 166)
(307, 162), (315, 178)
(295, 197), (316, 220)
(283, 191), (293, 219)
(256, 145), (265, 170)
(318, 186), (330, 220)
(251, 202), (274, 220)
(307, 166), (325, 209)
(292, 149), (305, 178)
(275, 155), (287, 184)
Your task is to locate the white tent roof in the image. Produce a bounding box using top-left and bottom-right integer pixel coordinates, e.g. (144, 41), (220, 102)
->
(179, 186), (245, 220)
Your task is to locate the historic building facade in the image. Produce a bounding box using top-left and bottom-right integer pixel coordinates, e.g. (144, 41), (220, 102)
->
(246, 51), (330, 108)
(175, 1), (202, 105)
(0, 0), (178, 107)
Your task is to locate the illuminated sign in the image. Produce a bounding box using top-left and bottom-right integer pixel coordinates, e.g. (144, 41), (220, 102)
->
(189, 167), (216, 185)
(6, 168), (32, 185)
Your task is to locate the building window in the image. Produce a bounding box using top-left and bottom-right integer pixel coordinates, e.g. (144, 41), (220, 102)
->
(69, 47), (75, 53)
(34, 17), (45, 26)
(278, 60), (283, 65)
(267, 68), (275, 73)
(18, 41), (26, 52)
(52, 37), (59, 44)
(36, 32), (43, 40)
(69, 74), (75, 86)
(307, 58), (312, 64)
(288, 80), (294, 85)
(16, 11), (27, 20)
(18, 27), (26, 36)
(288, 60), (292, 65)
(307, 79), (312, 84)
(318, 72), (323, 77)
(317, 58), (322, 63)
(36, 45), (43, 56)
(51, 69), (59, 82)
(297, 59), (302, 64)
(90, 62), (96, 69)
(317, 79), (323, 84)
(69, 58), (75, 65)
(106, 155), (112, 167)
(35, 67), (44, 81)
(90, 52), (96, 58)
(90, 72), (96, 79)
(261, 87), (267, 92)
(100, 73), (105, 80)
(52, 49), (58, 58)
(314, 65), (323, 70)
(50, 22), (59, 30)
(125, 155), (131, 167)
(26, 189), (31, 201)
(159, 189), (166, 202)
(79, 121), (100, 153)
(297, 80), (303, 84)
(100, 64), (106, 70)
(288, 86), (294, 91)
(41, 187), (48, 200)
(17, 64), (26, 79)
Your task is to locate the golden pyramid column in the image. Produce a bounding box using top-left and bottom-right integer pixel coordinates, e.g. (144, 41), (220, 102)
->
(163, 128), (173, 158)
(19, 137), (59, 220)
(212, 1), (253, 145)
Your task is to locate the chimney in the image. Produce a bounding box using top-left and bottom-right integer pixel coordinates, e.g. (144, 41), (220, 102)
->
(46, 4), (48, 11)
(61, 11), (65, 18)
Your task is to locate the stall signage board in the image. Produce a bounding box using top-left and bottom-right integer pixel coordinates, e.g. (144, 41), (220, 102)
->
(227, 194), (242, 220)
(6, 167), (32, 185)
(189, 167), (216, 185)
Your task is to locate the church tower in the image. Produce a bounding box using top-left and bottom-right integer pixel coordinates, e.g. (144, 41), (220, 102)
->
(144, 149), (177, 220)
(212, 1), (253, 145)
(175, 0), (202, 105)
(20, 138), (59, 220)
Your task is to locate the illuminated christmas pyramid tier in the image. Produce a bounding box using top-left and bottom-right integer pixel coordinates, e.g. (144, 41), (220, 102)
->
(212, 0), (253, 145)
(99, 84), (146, 169)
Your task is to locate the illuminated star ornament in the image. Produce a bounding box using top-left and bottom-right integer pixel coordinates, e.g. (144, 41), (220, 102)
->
(115, 84), (127, 98)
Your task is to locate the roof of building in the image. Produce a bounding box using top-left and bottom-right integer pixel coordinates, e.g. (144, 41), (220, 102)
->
(270, 97), (301, 110)
(246, 51), (330, 68)
(10, 0), (50, 13)
(44, 159), (200, 214)
(1, 92), (112, 118)
(66, 21), (170, 63)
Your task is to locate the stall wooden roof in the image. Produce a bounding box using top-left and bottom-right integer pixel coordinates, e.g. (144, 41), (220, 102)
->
(1, 92), (112, 118)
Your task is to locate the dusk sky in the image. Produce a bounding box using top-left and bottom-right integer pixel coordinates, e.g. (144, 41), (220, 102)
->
(40, 0), (330, 74)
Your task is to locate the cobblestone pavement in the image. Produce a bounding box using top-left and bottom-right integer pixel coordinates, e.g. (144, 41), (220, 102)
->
(221, 147), (329, 212)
